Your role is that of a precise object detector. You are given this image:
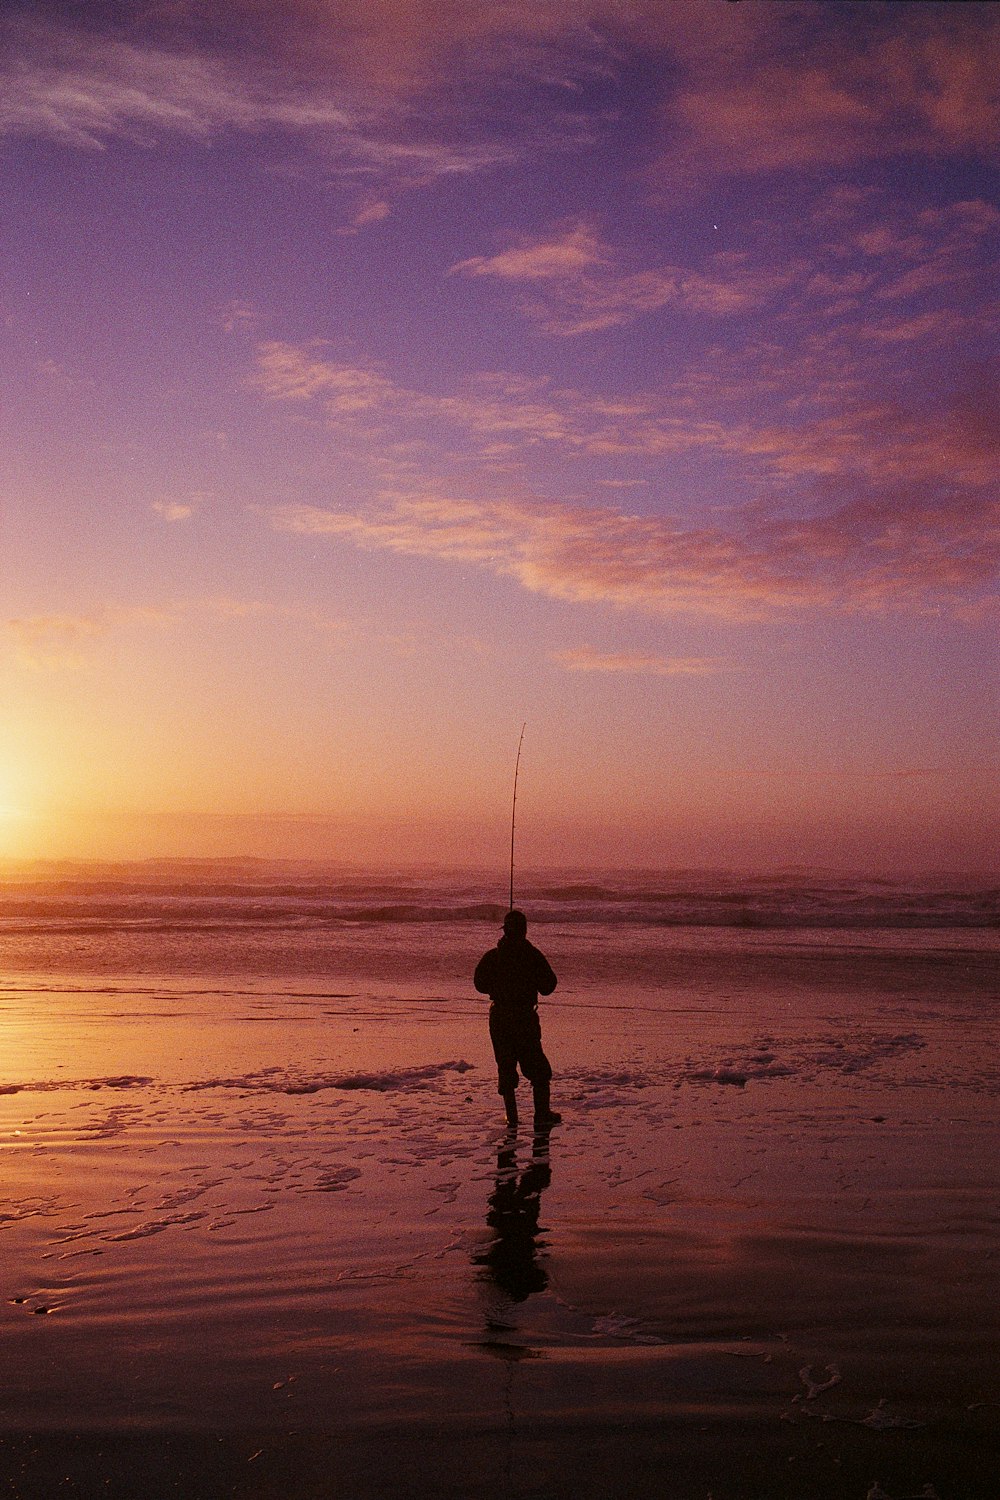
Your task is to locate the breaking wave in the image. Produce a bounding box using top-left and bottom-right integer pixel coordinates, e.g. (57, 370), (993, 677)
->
(0, 866), (996, 933)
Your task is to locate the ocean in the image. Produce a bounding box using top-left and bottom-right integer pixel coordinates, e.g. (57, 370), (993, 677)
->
(3, 863), (997, 939)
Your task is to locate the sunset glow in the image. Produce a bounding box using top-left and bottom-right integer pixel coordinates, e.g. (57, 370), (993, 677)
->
(1, 0), (997, 872)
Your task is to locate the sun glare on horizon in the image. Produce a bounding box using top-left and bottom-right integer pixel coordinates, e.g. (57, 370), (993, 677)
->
(0, 760), (38, 857)
(0, 807), (31, 858)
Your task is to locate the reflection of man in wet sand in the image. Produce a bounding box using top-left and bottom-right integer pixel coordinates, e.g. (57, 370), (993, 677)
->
(475, 1139), (551, 1302)
(474, 909), (560, 1130)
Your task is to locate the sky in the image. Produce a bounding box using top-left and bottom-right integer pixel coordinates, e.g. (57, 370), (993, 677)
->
(0, 0), (997, 873)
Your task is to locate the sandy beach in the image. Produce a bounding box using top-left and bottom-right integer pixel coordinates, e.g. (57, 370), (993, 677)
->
(0, 872), (996, 1498)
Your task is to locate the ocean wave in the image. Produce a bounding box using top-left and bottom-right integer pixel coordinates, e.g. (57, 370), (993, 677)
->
(0, 902), (508, 935)
(0, 871), (996, 932)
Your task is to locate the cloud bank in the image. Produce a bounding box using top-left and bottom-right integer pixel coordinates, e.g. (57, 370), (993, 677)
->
(256, 337), (999, 497)
(270, 485), (999, 622)
(4, 3), (997, 187)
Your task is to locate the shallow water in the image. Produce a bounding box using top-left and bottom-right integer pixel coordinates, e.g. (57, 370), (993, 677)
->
(0, 879), (997, 1497)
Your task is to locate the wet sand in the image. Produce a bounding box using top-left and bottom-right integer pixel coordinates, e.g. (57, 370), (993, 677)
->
(0, 932), (998, 1498)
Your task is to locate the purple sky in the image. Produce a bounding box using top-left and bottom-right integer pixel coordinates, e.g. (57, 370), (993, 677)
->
(1, 0), (997, 871)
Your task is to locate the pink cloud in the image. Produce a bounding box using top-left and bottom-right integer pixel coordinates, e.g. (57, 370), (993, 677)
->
(152, 500), (196, 522)
(177, 0), (630, 98)
(257, 344), (401, 410)
(270, 481), (1000, 622)
(550, 646), (725, 676)
(256, 340), (999, 497)
(452, 223), (607, 282)
(255, 341), (744, 462)
(826, 200), (1000, 310)
(450, 225), (795, 335)
(181, 0), (1000, 182)
(661, 14), (1000, 179)
(337, 196), (393, 235)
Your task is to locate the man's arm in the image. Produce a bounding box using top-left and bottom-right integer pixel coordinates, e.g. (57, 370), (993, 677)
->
(532, 947), (557, 996)
(474, 950), (497, 994)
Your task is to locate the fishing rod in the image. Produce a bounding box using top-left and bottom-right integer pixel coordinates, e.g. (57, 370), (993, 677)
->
(509, 723), (526, 910)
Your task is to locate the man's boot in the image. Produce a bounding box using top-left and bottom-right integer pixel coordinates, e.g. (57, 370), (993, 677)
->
(501, 1090), (519, 1129)
(532, 1081), (561, 1127)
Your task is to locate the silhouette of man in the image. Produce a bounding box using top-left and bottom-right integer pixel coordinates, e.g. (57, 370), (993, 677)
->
(474, 909), (560, 1130)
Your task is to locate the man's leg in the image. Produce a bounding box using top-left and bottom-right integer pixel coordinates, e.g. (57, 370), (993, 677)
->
(530, 1078), (561, 1128)
(514, 1012), (561, 1128)
(488, 1007), (520, 1128)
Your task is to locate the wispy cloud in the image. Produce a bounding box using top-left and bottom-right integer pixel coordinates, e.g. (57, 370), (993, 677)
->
(152, 500), (196, 523)
(0, 16), (517, 179)
(270, 484), (1000, 622)
(838, 198), (1000, 306)
(0, 22), (344, 149)
(337, 194), (392, 235)
(221, 300), (258, 334)
(256, 329), (999, 631)
(157, 0), (626, 101)
(4, 607), (177, 669)
(256, 338), (1000, 495)
(2, 598), (351, 670)
(451, 222), (794, 335)
(550, 646), (724, 676)
(255, 339), (776, 466)
(1, 593), (486, 675)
